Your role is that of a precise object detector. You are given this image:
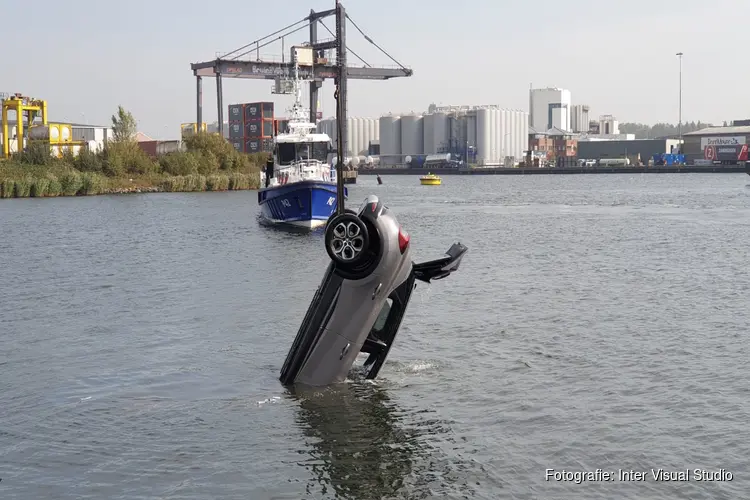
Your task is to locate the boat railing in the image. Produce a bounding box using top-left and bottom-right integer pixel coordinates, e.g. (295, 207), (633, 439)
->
(271, 160), (333, 185)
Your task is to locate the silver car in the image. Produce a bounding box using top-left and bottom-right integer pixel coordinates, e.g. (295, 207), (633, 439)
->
(280, 194), (468, 386)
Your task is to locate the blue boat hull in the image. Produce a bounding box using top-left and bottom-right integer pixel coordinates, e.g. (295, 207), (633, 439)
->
(257, 180), (349, 229)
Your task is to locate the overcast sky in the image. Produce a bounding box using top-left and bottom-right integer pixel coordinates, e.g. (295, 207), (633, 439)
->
(4, 0), (744, 138)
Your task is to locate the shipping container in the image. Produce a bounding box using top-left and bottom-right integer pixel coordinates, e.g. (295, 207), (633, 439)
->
(228, 104), (244, 123)
(138, 140), (159, 158)
(275, 119), (290, 135)
(228, 122), (244, 139)
(244, 103), (262, 122)
(230, 140), (243, 153)
(156, 140), (184, 155)
(245, 139), (261, 154)
(244, 138), (274, 154)
(262, 102), (274, 120)
(243, 102), (274, 121)
(245, 121), (262, 138)
(243, 120), (274, 138)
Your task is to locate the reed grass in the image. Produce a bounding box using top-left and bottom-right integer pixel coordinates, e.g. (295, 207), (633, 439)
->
(30, 176), (50, 197)
(0, 132), (264, 200)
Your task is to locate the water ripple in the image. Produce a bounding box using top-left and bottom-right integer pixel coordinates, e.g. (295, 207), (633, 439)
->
(1, 176), (749, 498)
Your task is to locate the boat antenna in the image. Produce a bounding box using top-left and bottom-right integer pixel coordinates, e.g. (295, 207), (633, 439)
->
(334, 0), (345, 215)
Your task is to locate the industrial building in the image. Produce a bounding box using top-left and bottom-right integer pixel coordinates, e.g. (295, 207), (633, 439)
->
(528, 126), (578, 162)
(570, 105), (590, 133)
(578, 132), (635, 141)
(1, 119), (112, 156)
(682, 125), (750, 164)
(378, 105), (528, 167)
(529, 87), (572, 132)
(577, 139), (681, 165)
(597, 115), (620, 135)
(317, 117), (380, 158)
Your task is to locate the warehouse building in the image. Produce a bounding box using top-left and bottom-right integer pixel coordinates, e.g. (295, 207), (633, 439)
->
(1, 120), (112, 155)
(577, 139), (681, 165)
(682, 125), (750, 164)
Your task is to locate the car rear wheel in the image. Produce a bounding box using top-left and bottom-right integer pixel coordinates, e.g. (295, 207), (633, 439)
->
(325, 213), (370, 268)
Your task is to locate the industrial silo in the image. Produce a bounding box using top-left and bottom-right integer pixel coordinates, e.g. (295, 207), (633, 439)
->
(400, 114), (424, 158)
(423, 112), (449, 155)
(363, 118), (379, 156)
(379, 115), (401, 166)
(476, 108), (492, 165)
(317, 118), (337, 149)
(346, 117), (359, 157)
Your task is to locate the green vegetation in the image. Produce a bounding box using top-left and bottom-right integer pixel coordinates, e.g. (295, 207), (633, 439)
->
(618, 121), (713, 139)
(0, 107), (266, 199)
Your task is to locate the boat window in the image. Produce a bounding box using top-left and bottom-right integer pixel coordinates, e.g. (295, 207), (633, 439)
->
(277, 142), (329, 165)
(371, 298), (393, 333)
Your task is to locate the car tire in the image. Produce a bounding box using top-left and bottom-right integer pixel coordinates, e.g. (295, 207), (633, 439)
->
(323, 208), (357, 233)
(325, 212), (370, 269)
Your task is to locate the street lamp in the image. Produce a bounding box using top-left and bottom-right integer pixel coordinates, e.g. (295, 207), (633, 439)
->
(676, 52), (683, 150)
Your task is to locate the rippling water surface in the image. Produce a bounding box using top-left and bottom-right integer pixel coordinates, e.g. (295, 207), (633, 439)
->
(2, 174), (750, 499)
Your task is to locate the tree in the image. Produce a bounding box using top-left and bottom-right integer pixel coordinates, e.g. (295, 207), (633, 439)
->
(618, 121), (713, 139)
(111, 106), (137, 142)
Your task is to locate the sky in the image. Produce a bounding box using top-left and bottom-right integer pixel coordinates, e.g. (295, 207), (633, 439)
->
(4, 0), (748, 139)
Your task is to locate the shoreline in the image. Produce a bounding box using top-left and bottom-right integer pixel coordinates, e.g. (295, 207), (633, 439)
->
(1, 132), (265, 200)
(0, 171), (260, 199)
(360, 165), (749, 175)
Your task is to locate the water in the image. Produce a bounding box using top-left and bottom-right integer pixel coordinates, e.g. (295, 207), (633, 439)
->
(2, 173), (750, 499)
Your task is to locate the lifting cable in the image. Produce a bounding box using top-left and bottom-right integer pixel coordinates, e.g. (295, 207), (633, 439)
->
(230, 22), (312, 60)
(319, 21), (371, 68)
(345, 14), (408, 71)
(220, 17), (311, 59)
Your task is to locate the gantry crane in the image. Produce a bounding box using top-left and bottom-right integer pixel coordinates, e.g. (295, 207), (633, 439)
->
(189, 1), (412, 164)
(1, 94), (48, 158)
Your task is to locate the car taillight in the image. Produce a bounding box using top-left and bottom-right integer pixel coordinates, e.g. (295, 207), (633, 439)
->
(398, 226), (410, 254)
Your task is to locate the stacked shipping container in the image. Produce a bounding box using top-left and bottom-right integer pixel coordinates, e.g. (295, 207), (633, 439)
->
(227, 102), (275, 154)
(274, 118), (290, 136)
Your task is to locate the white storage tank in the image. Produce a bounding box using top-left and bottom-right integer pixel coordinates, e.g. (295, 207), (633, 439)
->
(319, 118), (379, 157)
(378, 115), (401, 166)
(400, 114), (424, 156)
(423, 112), (449, 155)
(317, 118), (337, 147)
(476, 108), (492, 165)
(476, 108), (529, 166)
(28, 123), (72, 142)
(364, 118), (379, 155)
(347, 117), (360, 157)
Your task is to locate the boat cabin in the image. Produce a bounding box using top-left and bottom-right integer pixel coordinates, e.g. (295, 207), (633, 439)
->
(274, 134), (331, 166)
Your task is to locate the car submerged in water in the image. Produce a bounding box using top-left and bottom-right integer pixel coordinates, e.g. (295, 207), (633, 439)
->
(279, 194), (468, 386)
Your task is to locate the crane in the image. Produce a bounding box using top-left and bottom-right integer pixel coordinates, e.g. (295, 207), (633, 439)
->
(189, 1), (412, 167)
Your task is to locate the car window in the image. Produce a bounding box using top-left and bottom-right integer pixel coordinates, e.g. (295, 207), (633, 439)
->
(372, 298), (393, 332)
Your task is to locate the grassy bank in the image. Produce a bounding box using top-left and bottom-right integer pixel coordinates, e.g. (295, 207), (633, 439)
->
(0, 133), (264, 199)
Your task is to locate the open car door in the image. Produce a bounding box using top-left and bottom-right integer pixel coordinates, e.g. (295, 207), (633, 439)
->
(361, 242), (468, 379)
